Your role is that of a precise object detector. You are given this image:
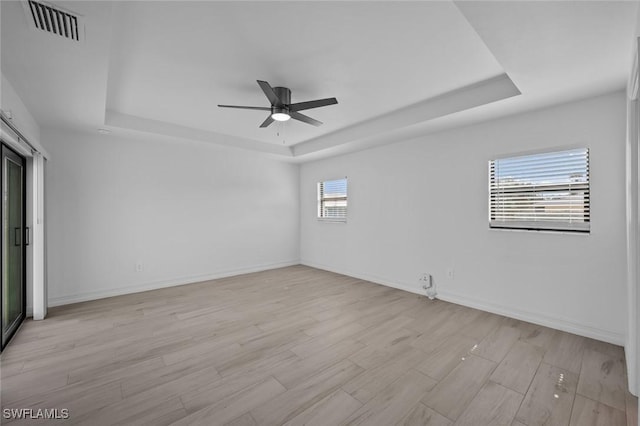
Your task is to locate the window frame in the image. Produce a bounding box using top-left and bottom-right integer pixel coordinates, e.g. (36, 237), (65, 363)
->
(317, 177), (348, 223)
(488, 147), (590, 234)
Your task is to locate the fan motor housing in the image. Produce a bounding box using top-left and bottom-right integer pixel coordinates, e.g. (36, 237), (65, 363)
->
(273, 87), (291, 105)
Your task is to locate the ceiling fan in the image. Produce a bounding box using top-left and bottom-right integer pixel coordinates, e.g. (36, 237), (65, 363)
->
(218, 80), (338, 128)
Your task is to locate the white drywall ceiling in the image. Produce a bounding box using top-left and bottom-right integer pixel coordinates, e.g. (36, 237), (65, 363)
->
(1, 1), (638, 160)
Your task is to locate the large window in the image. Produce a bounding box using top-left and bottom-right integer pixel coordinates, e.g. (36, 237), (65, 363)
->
(489, 148), (590, 233)
(318, 178), (347, 221)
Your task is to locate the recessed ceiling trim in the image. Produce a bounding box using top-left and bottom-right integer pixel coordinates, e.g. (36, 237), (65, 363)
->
(105, 75), (520, 161)
(104, 110), (294, 158)
(293, 73), (521, 157)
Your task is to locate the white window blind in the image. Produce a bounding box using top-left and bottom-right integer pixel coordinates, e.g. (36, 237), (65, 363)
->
(318, 178), (347, 221)
(489, 148), (590, 232)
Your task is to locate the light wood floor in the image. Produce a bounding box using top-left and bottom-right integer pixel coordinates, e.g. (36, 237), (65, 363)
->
(1, 266), (638, 425)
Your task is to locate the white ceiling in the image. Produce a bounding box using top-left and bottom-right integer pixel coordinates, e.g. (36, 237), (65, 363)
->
(1, 1), (639, 161)
(1, 1), (113, 130)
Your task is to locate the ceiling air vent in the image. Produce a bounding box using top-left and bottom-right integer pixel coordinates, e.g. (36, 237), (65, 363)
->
(24, 0), (83, 41)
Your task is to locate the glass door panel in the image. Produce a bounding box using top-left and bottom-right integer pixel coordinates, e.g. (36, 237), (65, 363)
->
(2, 144), (25, 349)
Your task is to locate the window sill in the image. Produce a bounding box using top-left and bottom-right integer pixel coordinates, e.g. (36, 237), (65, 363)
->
(317, 218), (347, 223)
(489, 227), (590, 236)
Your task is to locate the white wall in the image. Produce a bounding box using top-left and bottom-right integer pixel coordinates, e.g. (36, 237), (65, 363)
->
(301, 90), (628, 345)
(42, 128), (300, 306)
(1, 73), (40, 146)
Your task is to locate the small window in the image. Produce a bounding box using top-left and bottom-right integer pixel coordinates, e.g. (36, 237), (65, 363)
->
(489, 148), (590, 233)
(318, 178), (347, 221)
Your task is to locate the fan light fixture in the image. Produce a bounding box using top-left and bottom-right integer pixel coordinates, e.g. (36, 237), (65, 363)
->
(271, 112), (290, 122)
(271, 106), (290, 122)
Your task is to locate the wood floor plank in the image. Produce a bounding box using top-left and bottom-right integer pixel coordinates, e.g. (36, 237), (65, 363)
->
(180, 367), (285, 414)
(342, 370), (438, 425)
(271, 339), (365, 389)
(256, 315), (318, 333)
(1, 364), (69, 405)
(362, 326), (421, 350)
(0, 360), (24, 381)
(471, 325), (521, 363)
(250, 359), (364, 426)
(282, 389), (362, 426)
(414, 333), (478, 381)
(112, 398), (187, 426)
(576, 348), (627, 411)
(421, 355), (497, 420)
(225, 412), (257, 426)
(514, 362), (578, 426)
(543, 331), (586, 374)
(343, 345), (428, 403)
(585, 338), (626, 358)
(4, 381), (123, 424)
(458, 311), (503, 342)
(512, 321), (556, 351)
(410, 311), (467, 351)
(70, 394), (186, 426)
(174, 377), (286, 426)
(303, 315), (362, 337)
(161, 339), (234, 366)
(395, 403), (452, 426)
(405, 300), (453, 333)
(291, 322), (365, 358)
(20, 341), (120, 373)
(453, 381), (523, 426)
(68, 355), (166, 385)
(490, 340), (544, 394)
(216, 347), (300, 379)
(237, 328), (313, 357)
(569, 395), (627, 426)
(348, 338), (415, 370)
(356, 315), (415, 347)
(120, 358), (222, 398)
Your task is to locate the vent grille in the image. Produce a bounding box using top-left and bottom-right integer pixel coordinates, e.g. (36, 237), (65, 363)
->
(26, 0), (81, 41)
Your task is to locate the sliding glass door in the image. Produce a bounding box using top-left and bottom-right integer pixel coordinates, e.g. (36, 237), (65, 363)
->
(1, 144), (26, 350)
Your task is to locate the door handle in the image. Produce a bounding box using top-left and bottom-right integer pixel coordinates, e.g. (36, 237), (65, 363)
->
(14, 227), (20, 246)
(25, 227), (30, 246)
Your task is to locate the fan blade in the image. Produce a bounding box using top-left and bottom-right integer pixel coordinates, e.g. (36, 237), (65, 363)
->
(259, 115), (274, 128)
(289, 98), (338, 112)
(218, 105), (271, 111)
(257, 80), (282, 106)
(290, 111), (322, 126)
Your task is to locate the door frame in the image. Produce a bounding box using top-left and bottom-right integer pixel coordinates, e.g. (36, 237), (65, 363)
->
(0, 142), (27, 351)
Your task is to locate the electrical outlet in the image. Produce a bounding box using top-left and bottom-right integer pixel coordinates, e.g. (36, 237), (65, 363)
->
(446, 268), (454, 279)
(135, 262), (143, 272)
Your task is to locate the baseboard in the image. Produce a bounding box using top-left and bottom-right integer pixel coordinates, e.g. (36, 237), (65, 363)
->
(436, 289), (624, 346)
(48, 260), (300, 307)
(301, 260), (625, 346)
(301, 260), (424, 297)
